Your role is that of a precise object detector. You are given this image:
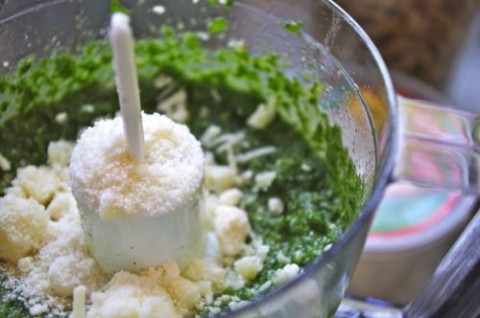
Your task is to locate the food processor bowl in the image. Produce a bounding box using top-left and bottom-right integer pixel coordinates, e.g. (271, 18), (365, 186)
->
(0, 0), (397, 317)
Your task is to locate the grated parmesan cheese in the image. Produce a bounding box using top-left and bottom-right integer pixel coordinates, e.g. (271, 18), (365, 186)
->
(69, 113), (205, 273)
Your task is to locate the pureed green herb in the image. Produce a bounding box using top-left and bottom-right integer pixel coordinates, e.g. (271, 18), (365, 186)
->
(0, 27), (363, 316)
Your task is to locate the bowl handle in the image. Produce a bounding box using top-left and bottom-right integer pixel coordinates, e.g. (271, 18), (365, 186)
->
(404, 208), (480, 317)
(391, 96), (480, 317)
(393, 96), (480, 194)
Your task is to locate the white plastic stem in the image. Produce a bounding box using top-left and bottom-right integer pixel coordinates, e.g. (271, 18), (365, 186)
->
(109, 13), (145, 162)
(72, 285), (86, 318)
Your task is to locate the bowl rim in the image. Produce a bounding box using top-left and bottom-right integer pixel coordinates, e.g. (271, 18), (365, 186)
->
(228, 0), (399, 315)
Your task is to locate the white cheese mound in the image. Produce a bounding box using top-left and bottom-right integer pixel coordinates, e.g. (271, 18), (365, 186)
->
(0, 194), (48, 262)
(70, 112), (204, 219)
(213, 205), (251, 256)
(87, 271), (179, 318)
(70, 113), (205, 273)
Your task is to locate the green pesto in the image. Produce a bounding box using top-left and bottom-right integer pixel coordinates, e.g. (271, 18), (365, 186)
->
(0, 28), (363, 316)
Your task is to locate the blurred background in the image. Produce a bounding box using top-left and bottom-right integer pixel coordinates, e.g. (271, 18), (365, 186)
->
(335, 0), (480, 112)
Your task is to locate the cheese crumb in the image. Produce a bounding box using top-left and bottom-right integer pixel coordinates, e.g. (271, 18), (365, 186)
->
(0, 194), (48, 262)
(218, 188), (243, 206)
(55, 112), (68, 124)
(0, 152), (11, 171)
(247, 102), (275, 129)
(272, 264), (300, 286)
(157, 90), (189, 123)
(254, 171), (276, 191)
(234, 256), (263, 281)
(14, 166), (63, 205)
(213, 205), (250, 256)
(205, 165), (237, 193)
(48, 141), (74, 167)
(200, 125), (222, 148)
(152, 5), (166, 15)
(268, 197), (284, 214)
